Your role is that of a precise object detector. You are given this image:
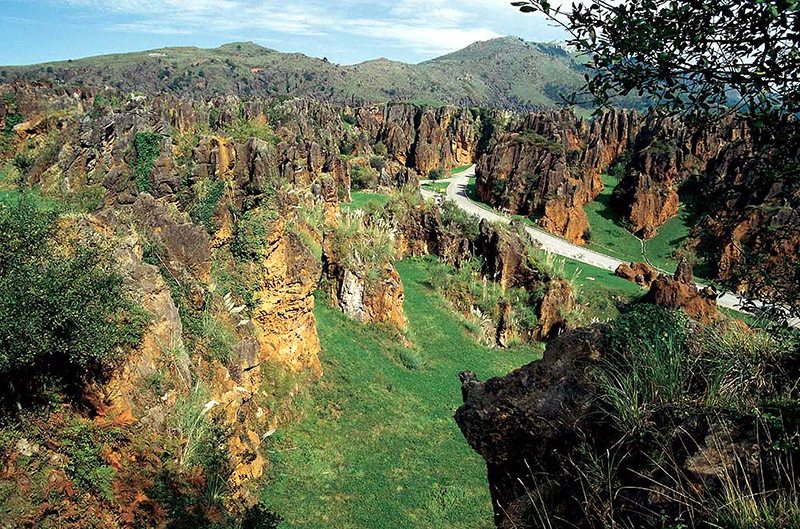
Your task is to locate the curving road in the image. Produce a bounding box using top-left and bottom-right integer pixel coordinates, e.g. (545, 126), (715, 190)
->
(421, 165), (796, 324)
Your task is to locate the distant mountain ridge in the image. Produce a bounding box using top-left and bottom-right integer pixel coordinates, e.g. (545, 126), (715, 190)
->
(0, 37), (589, 110)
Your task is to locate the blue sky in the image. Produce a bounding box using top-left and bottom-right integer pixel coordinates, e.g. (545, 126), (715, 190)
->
(0, 0), (568, 66)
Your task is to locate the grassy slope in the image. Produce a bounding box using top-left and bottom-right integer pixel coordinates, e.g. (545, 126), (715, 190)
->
(646, 200), (706, 276)
(260, 259), (540, 528)
(342, 192), (391, 211)
(583, 174), (644, 263)
(421, 181), (449, 194)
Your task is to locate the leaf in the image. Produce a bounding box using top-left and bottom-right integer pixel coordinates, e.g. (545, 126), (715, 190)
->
(519, 5), (537, 12)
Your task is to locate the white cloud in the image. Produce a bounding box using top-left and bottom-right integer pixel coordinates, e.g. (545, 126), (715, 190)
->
(47, 0), (565, 59)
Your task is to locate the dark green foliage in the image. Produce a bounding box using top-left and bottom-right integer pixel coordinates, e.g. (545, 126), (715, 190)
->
(11, 149), (34, 175)
(208, 106), (219, 129)
(191, 179), (226, 233)
(339, 139), (355, 155)
(369, 155), (385, 173)
(514, 0), (799, 115)
(440, 199), (480, 240)
(0, 193), (147, 406)
(60, 420), (119, 501)
(515, 130), (561, 152)
(429, 167), (445, 180)
(3, 112), (23, 134)
(134, 132), (161, 193)
(342, 113), (357, 126)
(350, 164), (376, 191)
(231, 207), (277, 260)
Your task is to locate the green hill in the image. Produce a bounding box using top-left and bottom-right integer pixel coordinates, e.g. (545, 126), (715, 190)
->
(0, 37), (587, 110)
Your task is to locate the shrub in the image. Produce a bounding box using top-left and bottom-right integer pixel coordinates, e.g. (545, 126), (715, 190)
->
(60, 419), (119, 500)
(342, 113), (357, 126)
(429, 167), (445, 180)
(440, 200), (480, 240)
(224, 116), (278, 145)
(350, 164), (377, 191)
(327, 210), (396, 272)
(369, 156), (386, 173)
(232, 207), (278, 260)
(0, 193), (147, 406)
(397, 349), (423, 370)
(134, 132), (161, 193)
(339, 139), (355, 155)
(597, 305), (691, 430)
(190, 178), (226, 233)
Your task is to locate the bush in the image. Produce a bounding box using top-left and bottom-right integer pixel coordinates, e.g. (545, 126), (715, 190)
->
(429, 167), (445, 180)
(342, 113), (357, 126)
(0, 193), (147, 407)
(134, 132), (161, 193)
(190, 178), (226, 233)
(369, 156), (386, 173)
(440, 200), (480, 240)
(350, 164), (377, 191)
(232, 207), (278, 260)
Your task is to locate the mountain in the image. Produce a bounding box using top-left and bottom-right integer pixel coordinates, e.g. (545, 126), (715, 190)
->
(0, 37), (587, 110)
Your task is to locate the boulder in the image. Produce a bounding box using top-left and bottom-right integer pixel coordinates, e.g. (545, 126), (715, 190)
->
(643, 260), (717, 322)
(615, 261), (658, 287)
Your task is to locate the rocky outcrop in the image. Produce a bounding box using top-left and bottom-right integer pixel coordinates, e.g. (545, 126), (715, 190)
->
(475, 219), (544, 290)
(615, 261), (658, 287)
(456, 320), (768, 528)
(323, 233), (408, 327)
(643, 259), (717, 322)
(612, 114), (748, 238)
(93, 226), (190, 426)
(534, 279), (575, 341)
(357, 104), (480, 176)
(251, 218), (323, 372)
(476, 109), (638, 244)
(456, 325), (610, 527)
(332, 265), (407, 327)
(390, 200), (473, 264)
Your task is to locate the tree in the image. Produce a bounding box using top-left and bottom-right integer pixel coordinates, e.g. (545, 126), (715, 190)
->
(512, 0), (800, 116)
(0, 193), (147, 408)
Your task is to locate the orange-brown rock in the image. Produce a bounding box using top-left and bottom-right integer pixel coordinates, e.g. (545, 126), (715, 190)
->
(363, 265), (407, 327)
(88, 222), (191, 424)
(612, 114), (748, 238)
(250, 218), (322, 373)
(327, 264), (407, 327)
(643, 260), (717, 322)
(535, 279), (575, 341)
(615, 261), (658, 287)
(476, 109), (638, 244)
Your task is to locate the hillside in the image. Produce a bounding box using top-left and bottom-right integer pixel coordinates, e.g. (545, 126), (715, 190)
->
(0, 38), (587, 110)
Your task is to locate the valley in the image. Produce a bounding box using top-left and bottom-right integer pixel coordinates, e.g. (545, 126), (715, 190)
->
(0, 23), (798, 529)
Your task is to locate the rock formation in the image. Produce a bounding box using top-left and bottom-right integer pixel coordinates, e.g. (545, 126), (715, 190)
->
(614, 261), (658, 287)
(643, 259), (717, 322)
(456, 319), (768, 528)
(475, 109), (638, 244)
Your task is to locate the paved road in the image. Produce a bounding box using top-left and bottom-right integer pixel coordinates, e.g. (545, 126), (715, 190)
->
(422, 165), (796, 323)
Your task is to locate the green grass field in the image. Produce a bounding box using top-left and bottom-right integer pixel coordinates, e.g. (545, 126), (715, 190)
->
(583, 174), (644, 263)
(421, 181), (449, 194)
(645, 200), (709, 277)
(343, 191), (391, 211)
(449, 165), (472, 176)
(260, 259), (540, 528)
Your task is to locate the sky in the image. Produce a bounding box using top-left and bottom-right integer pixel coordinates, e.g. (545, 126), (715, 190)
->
(0, 0), (568, 66)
